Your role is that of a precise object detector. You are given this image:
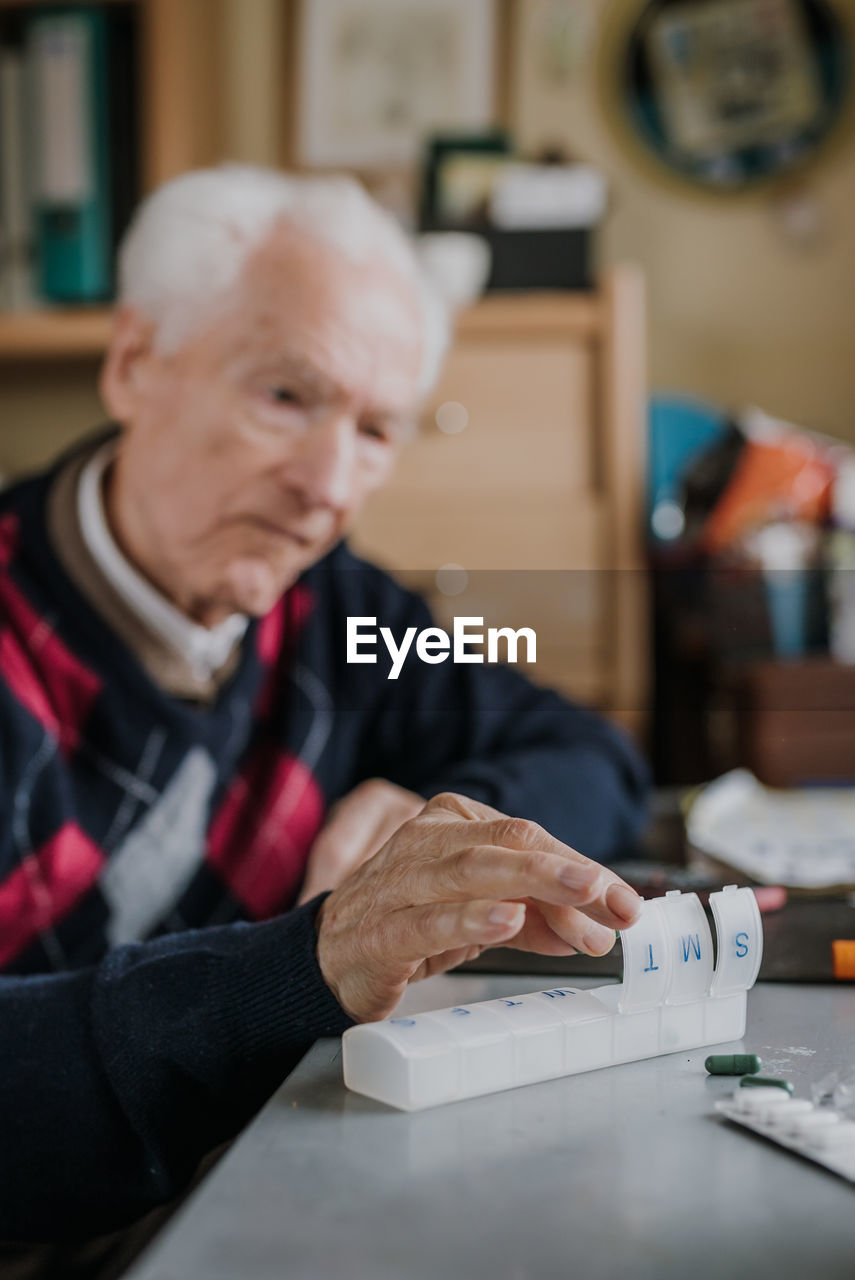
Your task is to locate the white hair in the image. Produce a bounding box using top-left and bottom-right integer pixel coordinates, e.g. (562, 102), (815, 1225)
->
(117, 164), (450, 395)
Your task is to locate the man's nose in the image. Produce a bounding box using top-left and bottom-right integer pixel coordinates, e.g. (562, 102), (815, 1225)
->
(285, 413), (356, 510)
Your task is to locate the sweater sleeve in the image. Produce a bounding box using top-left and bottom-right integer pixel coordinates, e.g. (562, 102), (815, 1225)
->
(353, 577), (650, 861)
(0, 896), (352, 1242)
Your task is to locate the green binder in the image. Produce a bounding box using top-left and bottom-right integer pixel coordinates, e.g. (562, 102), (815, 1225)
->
(25, 6), (112, 303)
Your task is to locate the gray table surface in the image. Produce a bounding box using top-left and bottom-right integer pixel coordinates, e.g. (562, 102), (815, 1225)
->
(128, 974), (855, 1280)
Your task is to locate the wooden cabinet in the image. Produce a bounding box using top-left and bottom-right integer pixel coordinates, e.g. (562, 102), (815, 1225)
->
(351, 272), (649, 735)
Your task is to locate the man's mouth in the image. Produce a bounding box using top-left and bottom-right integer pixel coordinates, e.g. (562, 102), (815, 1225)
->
(246, 516), (318, 547)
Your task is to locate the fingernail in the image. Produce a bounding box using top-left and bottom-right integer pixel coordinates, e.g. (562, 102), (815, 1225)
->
(606, 883), (642, 923)
(557, 860), (598, 890)
(488, 903), (523, 927)
(582, 923), (616, 955)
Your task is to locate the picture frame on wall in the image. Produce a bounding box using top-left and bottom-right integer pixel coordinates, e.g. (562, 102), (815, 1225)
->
(645, 0), (824, 161)
(296, 0), (497, 168)
(599, 0), (852, 194)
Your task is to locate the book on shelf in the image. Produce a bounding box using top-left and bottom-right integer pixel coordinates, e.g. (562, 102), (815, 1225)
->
(0, 40), (34, 310)
(0, 2), (139, 313)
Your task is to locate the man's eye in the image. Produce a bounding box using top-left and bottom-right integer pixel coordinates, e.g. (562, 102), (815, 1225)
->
(360, 421), (390, 443)
(269, 387), (302, 406)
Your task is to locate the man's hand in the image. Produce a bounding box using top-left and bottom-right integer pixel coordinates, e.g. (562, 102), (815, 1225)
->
(316, 791), (643, 1023)
(298, 779), (425, 904)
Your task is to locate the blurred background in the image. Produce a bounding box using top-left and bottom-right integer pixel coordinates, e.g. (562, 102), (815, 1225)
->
(1, 0), (854, 850)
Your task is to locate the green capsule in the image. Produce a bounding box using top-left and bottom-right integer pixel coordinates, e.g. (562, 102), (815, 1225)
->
(705, 1054), (762, 1076)
(739, 1075), (794, 1094)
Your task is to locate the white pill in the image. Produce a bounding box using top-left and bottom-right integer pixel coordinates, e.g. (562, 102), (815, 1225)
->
(764, 1100), (813, 1126)
(786, 1111), (841, 1137)
(806, 1121), (855, 1149)
(734, 1088), (793, 1113)
(754, 1099), (799, 1123)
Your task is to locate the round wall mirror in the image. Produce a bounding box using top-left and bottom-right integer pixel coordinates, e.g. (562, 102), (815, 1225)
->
(600, 0), (853, 193)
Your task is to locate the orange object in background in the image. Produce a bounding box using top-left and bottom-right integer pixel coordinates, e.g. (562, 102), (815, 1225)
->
(703, 433), (835, 554)
(832, 940), (855, 980)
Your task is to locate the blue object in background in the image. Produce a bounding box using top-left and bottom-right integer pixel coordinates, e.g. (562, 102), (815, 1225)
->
(763, 571), (810, 658)
(647, 394), (728, 542)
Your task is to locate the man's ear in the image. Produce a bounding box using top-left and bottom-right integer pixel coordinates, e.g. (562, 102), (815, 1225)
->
(99, 307), (159, 424)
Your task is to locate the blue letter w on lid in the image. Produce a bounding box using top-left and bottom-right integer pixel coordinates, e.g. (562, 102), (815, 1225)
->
(681, 933), (702, 962)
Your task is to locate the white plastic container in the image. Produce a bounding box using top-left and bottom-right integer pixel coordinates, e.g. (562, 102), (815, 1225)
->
(343, 885), (762, 1111)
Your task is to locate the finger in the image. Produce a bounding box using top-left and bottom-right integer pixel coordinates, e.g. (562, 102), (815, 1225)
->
(525, 901), (617, 957)
(424, 792), (499, 820)
(423, 803), (642, 926)
(566, 881), (641, 929)
(374, 899), (527, 969)
(503, 908), (582, 957)
(491, 828), (640, 926)
(424, 798), (584, 863)
(409, 943), (485, 983)
(403, 844), (639, 928)
(475, 815), (611, 881)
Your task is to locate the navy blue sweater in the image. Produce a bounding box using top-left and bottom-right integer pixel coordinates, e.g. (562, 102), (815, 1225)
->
(0, 453), (648, 1241)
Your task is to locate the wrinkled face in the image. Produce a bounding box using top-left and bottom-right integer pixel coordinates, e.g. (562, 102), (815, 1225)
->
(103, 225), (425, 623)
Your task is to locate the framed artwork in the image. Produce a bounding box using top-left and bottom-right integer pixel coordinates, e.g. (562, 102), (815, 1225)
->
(646, 0), (824, 159)
(296, 0), (498, 168)
(598, 0), (853, 194)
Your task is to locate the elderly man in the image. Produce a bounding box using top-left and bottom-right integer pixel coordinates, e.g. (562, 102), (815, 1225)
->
(0, 166), (647, 1242)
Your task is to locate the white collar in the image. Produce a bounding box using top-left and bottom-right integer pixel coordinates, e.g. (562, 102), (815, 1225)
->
(78, 441), (248, 682)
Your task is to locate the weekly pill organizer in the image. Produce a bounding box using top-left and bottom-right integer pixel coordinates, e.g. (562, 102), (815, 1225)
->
(343, 884), (763, 1111)
(716, 1089), (855, 1184)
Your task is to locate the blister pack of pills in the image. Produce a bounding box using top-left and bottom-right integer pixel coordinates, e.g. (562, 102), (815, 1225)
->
(716, 1089), (855, 1184)
(344, 885), (763, 1111)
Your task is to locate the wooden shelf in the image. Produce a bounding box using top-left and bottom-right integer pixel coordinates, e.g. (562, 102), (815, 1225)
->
(0, 293), (602, 361)
(455, 292), (602, 341)
(0, 309), (113, 359)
